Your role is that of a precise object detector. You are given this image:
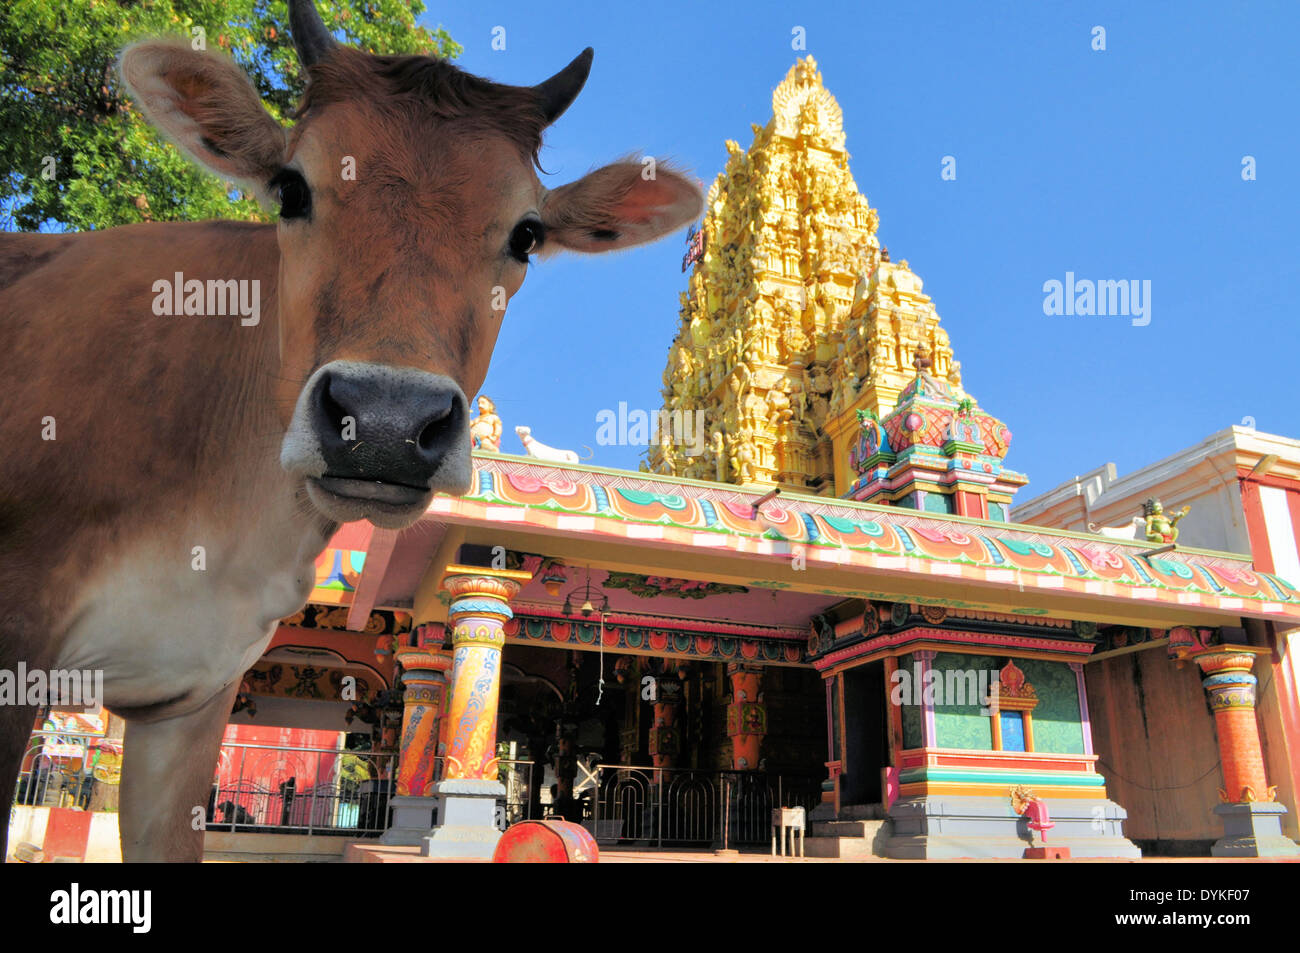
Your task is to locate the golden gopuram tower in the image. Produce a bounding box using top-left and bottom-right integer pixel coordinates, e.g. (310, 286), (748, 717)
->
(648, 56), (1009, 506)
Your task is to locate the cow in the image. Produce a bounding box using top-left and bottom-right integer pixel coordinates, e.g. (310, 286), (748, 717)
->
(515, 425), (587, 463)
(0, 0), (702, 861)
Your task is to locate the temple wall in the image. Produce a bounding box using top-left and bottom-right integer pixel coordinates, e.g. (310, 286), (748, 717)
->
(1255, 631), (1300, 839)
(1086, 646), (1224, 850)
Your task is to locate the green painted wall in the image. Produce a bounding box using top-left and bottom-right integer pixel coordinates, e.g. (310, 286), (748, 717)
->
(898, 653), (922, 749)
(930, 652), (996, 750)
(1017, 657), (1085, 754)
(896, 652), (1085, 754)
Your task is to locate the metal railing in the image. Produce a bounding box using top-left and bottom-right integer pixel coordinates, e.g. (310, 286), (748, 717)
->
(591, 765), (821, 848)
(11, 731), (117, 810)
(208, 743), (537, 836)
(209, 742), (396, 836)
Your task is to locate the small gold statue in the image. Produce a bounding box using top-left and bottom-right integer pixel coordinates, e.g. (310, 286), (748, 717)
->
(1144, 499), (1190, 544)
(469, 395), (502, 452)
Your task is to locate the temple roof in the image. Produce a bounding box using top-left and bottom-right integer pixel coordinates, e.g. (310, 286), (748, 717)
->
(309, 452), (1300, 632)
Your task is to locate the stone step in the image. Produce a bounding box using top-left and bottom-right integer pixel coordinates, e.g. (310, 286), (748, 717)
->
(810, 819), (882, 838)
(803, 835), (882, 859)
(802, 818), (891, 859)
(839, 803), (888, 821)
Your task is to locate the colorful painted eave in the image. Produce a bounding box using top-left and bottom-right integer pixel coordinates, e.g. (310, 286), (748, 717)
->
(406, 452), (1300, 625)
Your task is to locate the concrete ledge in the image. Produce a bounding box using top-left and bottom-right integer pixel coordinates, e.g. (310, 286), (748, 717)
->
(346, 843), (489, 863)
(202, 831), (357, 863)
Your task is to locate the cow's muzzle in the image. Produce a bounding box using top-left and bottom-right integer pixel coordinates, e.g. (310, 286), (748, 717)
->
(280, 361), (472, 527)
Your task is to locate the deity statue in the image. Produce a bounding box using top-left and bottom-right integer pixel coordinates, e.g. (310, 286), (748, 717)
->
(743, 390), (769, 431)
(728, 434), (758, 484)
(711, 430), (728, 482)
(766, 384), (792, 429)
(1144, 500), (1191, 544)
(828, 359), (846, 415)
(655, 429), (677, 476)
(783, 372), (809, 424)
(469, 395), (502, 452)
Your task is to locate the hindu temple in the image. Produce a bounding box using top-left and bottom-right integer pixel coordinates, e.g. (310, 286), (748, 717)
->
(16, 56), (1300, 862)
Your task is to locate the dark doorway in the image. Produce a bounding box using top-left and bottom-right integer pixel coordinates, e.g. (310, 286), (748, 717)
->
(842, 662), (887, 806)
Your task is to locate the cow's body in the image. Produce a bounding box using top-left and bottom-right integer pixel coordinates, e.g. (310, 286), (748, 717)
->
(0, 1), (701, 862)
(1, 223), (333, 858)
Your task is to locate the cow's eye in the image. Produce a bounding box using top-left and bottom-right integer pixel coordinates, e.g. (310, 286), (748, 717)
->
(508, 219), (544, 262)
(271, 169), (311, 220)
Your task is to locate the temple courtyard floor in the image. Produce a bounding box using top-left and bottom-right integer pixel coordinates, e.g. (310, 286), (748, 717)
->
(331, 844), (1299, 864)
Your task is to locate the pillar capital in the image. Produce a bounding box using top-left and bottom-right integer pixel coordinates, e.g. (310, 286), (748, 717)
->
(442, 564), (531, 603)
(393, 646), (454, 676)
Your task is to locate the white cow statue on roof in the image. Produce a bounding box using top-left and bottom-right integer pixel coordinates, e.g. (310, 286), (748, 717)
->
(516, 425), (583, 464)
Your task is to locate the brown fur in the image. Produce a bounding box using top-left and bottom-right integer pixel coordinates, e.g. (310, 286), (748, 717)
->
(299, 47), (548, 168)
(0, 26), (700, 862)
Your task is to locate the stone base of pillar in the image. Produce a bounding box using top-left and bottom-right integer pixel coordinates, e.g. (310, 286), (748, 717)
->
(421, 779), (506, 859)
(1211, 803), (1300, 857)
(379, 795), (439, 846)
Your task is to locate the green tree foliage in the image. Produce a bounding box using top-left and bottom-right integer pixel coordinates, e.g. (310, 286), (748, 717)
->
(0, 1), (460, 231)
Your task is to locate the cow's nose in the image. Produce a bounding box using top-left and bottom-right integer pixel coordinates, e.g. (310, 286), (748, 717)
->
(308, 363), (467, 489)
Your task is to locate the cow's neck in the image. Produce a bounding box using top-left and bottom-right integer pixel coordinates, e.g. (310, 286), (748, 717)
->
(8, 220), (338, 715)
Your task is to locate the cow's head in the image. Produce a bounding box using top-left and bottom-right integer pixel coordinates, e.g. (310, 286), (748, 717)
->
(120, 0), (701, 528)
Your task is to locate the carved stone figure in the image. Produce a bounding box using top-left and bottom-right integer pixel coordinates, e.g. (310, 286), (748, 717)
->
(469, 395), (502, 452)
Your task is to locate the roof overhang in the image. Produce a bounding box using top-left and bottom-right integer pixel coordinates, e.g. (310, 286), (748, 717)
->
(310, 453), (1300, 632)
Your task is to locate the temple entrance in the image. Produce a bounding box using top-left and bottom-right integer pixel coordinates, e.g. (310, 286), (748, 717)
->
(841, 661), (888, 809)
(498, 641), (827, 847)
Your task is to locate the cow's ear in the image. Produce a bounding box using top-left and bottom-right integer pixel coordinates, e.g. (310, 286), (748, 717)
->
(120, 41), (285, 201)
(541, 160), (703, 254)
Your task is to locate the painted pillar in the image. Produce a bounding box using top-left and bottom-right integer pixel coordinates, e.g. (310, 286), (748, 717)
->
(380, 637), (453, 846)
(393, 646), (453, 797)
(421, 564), (531, 859)
(648, 674), (682, 769)
(440, 566), (530, 780)
(914, 650), (937, 747)
(1068, 662), (1094, 756)
(1194, 649), (1271, 803)
(726, 663), (766, 770)
(1185, 645), (1300, 856)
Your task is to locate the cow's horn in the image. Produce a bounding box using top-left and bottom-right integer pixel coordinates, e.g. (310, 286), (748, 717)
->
(289, 0), (337, 67)
(534, 48), (594, 124)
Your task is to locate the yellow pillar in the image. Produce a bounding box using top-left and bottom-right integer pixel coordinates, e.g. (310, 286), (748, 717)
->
(421, 564), (531, 859)
(439, 566), (531, 780)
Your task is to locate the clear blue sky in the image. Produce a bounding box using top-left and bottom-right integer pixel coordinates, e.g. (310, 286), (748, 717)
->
(430, 1), (1300, 498)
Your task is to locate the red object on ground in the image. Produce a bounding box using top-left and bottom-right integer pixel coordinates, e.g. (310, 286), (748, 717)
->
(492, 820), (599, 863)
(1024, 846), (1072, 859)
(1024, 799), (1054, 840)
(43, 807), (93, 862)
